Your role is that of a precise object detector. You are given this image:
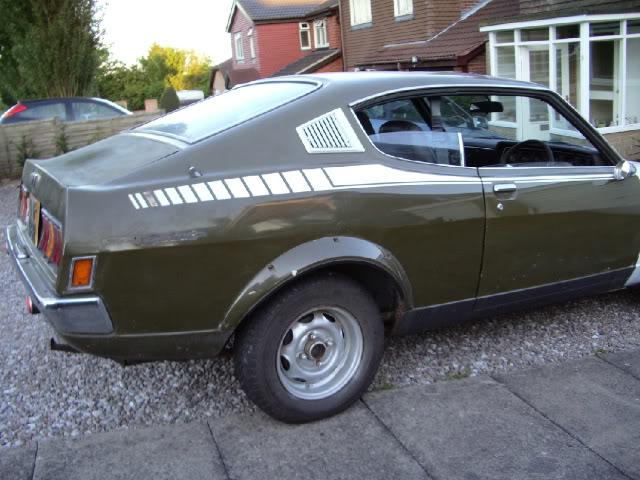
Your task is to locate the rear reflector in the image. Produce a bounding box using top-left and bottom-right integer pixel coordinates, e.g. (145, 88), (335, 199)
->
(71, 257), (94, 288)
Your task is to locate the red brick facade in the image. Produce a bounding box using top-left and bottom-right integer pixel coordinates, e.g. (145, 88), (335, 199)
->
(226, 2), (343, 82)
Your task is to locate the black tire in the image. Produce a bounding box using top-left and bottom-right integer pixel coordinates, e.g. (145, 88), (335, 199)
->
(234, 273), (384, 423)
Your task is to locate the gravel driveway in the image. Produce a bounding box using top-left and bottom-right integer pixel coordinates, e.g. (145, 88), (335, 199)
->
(1, 179), (640, 448)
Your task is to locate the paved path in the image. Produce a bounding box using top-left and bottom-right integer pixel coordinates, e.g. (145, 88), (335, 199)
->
(2, 350), (639, 480)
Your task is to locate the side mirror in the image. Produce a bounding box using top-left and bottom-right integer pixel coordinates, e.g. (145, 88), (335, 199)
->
(614, 160), (637, 181)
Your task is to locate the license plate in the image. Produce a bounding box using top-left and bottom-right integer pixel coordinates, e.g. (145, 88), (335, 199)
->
(28, 196), (41, 245)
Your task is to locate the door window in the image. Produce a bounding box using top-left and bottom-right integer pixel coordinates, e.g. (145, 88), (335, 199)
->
(434, 94), (608, 168)
(72, 102), (120, 121)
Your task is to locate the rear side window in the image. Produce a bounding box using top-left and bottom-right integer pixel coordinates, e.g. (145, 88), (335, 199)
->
(356, 98), (464, 166)
(16, 103), (66, 122)
(137, 81), (318, 143)
(72, 102), (121, 121)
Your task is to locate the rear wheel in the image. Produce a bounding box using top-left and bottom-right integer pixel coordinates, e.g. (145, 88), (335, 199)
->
(234, 274), (384, 423)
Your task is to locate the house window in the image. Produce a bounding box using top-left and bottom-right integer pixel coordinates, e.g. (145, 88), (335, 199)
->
(314, 19), (329, 48)
(299, 22), (311, 50)
(234, 32), (244, 61)
(350, 0), (372, 27)
(394, 0), (413, 18)
(485, 16), (640, 133)
(248, 28), (255, 59)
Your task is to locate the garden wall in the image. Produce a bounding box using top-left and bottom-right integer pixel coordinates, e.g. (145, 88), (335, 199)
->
(0, 112), (162, 179)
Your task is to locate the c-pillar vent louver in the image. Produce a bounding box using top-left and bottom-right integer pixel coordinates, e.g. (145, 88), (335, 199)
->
(296, 108), (365, 154)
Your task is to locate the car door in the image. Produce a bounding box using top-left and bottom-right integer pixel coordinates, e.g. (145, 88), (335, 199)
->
(472, 92), (640, 312)
(353, 95), (486, 331)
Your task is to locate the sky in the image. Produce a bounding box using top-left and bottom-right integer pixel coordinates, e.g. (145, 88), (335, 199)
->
(100, 0), (233, 66)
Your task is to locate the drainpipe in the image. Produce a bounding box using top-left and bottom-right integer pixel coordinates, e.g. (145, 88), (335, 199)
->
(338, 1), (347, 71)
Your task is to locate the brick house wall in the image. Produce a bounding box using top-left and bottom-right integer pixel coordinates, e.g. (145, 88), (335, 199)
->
(229, 4), (342, 79)
(341, 0), (473, 70)
(315, 57), (344, 73)
(229, 8), (260, 73)
(255, 22), (309, 77)
(465, 51), (487, 74)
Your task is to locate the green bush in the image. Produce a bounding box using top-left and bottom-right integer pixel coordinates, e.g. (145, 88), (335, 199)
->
(16, 136), (38, 167)
(159, 87), (180, 113)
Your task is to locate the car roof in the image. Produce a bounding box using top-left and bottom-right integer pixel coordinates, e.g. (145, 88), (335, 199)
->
(16, 97), (131, 114)
(249, 71), (547, 105)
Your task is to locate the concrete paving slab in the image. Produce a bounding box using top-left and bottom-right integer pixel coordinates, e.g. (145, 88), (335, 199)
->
(601, 348), (640, 379)
(0, 444), (36, 480)
(364, 376), (624, 480)
(209, 402), (428, 480)
(496, 357), (640, 479)
(32, 422), (226, 480)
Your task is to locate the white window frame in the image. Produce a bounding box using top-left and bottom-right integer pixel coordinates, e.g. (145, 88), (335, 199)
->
(483, 13), (640, 134)
(314, 19), (329, 48)
(394, 0), (413, 18)
(299, 22), (311, 50)
(234, 32), (244, 61)
(247, 28), (255, 59)
(349, 0), (372, 27)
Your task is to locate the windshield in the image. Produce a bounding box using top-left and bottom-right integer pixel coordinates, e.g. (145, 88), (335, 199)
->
(136, 81), (318, 143)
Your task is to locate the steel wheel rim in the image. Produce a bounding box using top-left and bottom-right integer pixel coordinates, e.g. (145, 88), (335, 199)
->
(276, 306), (364, 400)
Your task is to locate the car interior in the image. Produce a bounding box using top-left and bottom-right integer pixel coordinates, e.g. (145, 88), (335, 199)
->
(354, 94), (609, 169)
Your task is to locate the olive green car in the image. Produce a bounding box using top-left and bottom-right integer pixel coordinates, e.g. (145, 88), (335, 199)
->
(6, 72), (640, 422)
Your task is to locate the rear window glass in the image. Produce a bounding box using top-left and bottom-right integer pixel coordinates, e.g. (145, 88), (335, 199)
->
(136, 81), (318, 143)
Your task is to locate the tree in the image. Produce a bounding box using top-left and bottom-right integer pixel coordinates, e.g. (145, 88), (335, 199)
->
(95, 44), (212, 110)
(0, 0), (103, 103)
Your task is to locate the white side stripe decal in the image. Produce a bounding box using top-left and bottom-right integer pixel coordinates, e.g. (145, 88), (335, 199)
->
(208, 180), (231, 200)
(154, 189), (171, 206)
(262, 173), (290, 195)
(225, 178), (251, 198)
(282, 170), (312, 193)
(178, 185), (198, 204)
(127, 164), (485, 210)
(192, 183), (214, 202)
(128, 194), (140, 209)
(302, 169), (332, 191)
(135, 193), (149, 209)
(243, 175), (270, 196)
(164, 188), (183, 205)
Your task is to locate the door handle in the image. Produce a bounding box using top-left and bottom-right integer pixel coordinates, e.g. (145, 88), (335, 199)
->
(493, 183), (517, 194)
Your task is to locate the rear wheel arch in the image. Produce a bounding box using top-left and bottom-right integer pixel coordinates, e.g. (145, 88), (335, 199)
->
(222, 236), (413, 334)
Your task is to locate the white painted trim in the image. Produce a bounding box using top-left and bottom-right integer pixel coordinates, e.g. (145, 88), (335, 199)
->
(481, 13), (640, 32)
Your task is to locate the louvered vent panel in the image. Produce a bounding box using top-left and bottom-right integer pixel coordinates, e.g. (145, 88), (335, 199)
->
(296, 109), (365, 154)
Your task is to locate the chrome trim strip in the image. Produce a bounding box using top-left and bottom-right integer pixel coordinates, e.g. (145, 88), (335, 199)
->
(6, 225), (113, 334)
(348, 83), (549, 108)
(482, 175), (614, 183)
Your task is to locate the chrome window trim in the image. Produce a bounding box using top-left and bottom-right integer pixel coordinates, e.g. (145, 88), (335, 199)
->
(348, 83), (549, 108)
(67, 255), (97, 293)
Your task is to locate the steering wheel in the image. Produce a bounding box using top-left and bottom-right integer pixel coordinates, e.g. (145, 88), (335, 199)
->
(500, 139), (555, 166)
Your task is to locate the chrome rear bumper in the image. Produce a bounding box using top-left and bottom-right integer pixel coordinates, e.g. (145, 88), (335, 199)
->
(5, 224), (113, 334)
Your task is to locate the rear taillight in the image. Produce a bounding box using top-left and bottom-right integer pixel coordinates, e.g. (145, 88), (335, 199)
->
(2, 103), (27, 120)
(17, 185), (29, 223)
(37, 210), (63, 266)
